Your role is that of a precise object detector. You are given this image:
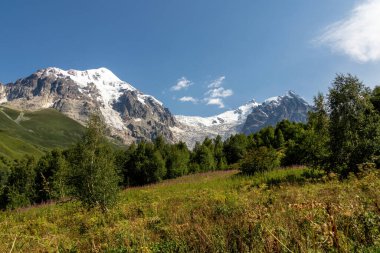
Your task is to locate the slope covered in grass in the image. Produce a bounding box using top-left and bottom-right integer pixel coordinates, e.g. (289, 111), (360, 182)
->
(0, 168), (379, 252)
(0, 106), (85, 159)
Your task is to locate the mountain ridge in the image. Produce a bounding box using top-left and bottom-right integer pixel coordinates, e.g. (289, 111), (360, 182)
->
(1, 67), (177, 144)
(0, 67), (312, 147)
(174, 90), (311, 147)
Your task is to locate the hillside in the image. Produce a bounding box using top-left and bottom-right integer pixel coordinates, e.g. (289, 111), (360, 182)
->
(0, 106), (85, 159)
(0, 168), (379, 252)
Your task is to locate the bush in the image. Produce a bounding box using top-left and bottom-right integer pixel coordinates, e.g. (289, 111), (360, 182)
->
(240, 147), (280, 175)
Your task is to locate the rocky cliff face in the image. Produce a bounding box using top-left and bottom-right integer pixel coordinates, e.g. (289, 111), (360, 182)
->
(242, 91), (311, 134)
(1, 67), (177, 144)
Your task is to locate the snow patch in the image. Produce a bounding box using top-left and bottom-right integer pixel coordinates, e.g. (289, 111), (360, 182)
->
(137, 94), (146, 105)
(170, 126), (185, 133)
(176, 100), (259, 127)
(0, 97), (7, 104)
(264, 96), (281, 103)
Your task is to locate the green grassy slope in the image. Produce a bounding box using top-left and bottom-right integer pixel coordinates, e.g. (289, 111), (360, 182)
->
(0, 106), (85, 159)
(0, 168), (379, 252)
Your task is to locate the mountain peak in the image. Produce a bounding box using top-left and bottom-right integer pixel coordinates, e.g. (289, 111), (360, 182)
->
(263, 90), (306, 105)
(3, 67), (175, 144)
(37, 67), (123, 85)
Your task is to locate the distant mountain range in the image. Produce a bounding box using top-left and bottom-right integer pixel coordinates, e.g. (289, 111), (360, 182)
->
(0, 67), (312, 148)
(174, 91), (311, 147)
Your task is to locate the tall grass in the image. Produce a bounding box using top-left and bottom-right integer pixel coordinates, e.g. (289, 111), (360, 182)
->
(0, 167), (379, 252)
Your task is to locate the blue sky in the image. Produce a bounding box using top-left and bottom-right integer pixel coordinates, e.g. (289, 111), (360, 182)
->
(1, 0), (380, 116)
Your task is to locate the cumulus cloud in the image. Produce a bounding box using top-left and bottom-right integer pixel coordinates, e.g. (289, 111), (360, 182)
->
(316, 0), (380, 62)
(179, 96), (198, 103)
(172, 75), (232, 109)
(204, 76), (233, 108)
(171, 77), (193, 91)
(207, 76), (226, 88)
(205, 98), (225, 108)
(205, 87), (233, 98)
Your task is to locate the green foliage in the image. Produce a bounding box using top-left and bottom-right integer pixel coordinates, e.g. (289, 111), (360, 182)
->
(4, 156), (37, 209)
(34, 149), (70, 202)
(240, 146), (280, 174)
(370, 86), (380, 113)
(281, 139), (306, 166)
(213, 136), (227, 169)
(67, 114), (120, 212)
(328, 74), (380, 175)
(223, 134), (248, 164)
(124, 141), (167, 185)
(274, 128), (285, 148)
(301, 93), (331, 169)
(166, 142), (190, 178)
(191, 141), (216, 172)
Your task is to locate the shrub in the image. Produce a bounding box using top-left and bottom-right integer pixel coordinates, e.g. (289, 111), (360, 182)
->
(240, 146), (280, 175)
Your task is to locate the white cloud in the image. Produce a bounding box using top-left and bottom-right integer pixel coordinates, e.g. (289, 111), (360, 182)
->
(179, 96), (198, 103)
(316, 0), (380, 62)
(205, 87), (233, 98)
(171, 77), (193, 91)
(173, 75), (232, 109)
(208, 76), (226, 88)
(206, 98), (225, 108)
(203, 75), (232, 109)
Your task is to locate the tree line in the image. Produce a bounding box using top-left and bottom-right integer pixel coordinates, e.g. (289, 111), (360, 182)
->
(0, 74), (380, 211)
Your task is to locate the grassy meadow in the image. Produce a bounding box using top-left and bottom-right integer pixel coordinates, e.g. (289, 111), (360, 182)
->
(0, 106), (85, 159)
(0, 167), (379, 252)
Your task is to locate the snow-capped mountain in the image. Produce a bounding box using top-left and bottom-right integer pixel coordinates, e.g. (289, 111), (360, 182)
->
(0, 67), (312, 147)
(242, 91), (311, 134)
(1, 67), (176, 143)
(174, 91), (311, 147)
(172, 100), (260, 147)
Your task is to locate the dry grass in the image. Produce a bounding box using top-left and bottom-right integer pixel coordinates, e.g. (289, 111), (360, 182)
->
(0, 168), (379, 252)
